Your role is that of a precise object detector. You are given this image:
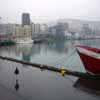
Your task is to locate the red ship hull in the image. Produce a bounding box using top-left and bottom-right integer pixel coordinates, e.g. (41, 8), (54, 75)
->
(76, 45), (100, 75)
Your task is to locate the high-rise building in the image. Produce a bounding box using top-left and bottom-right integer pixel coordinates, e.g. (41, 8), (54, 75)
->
(22, 13), (30, 26)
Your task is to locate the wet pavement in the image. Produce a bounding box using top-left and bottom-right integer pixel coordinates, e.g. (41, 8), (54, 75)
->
(0, 59), (100, 100)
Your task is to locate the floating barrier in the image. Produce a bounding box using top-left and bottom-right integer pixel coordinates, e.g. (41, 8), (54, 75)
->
(0, 56), (100, 79)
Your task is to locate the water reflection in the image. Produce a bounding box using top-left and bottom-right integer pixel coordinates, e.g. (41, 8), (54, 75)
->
(14, 67), (20, 91)
(14, 79), (19, 91)
(0, 40), (70, 57)
(74, 78), (100, 96)
(1, 39), (100, 70)
(48, 40), (68, 53)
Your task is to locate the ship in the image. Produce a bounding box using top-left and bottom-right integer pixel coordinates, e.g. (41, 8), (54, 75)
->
(76, 45), (100, 75)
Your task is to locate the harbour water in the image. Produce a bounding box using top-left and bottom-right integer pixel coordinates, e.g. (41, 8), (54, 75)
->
(0, 39), (100, 100)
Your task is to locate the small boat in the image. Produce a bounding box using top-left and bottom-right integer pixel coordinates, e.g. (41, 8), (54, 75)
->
(0, 34), (15, 46)
(15, 38), (34, 44)
(76, 45), (100, 75)
(0, 40), (15, 46)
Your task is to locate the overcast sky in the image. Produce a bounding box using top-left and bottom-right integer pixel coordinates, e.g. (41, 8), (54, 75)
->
(0, 0), (100, 23)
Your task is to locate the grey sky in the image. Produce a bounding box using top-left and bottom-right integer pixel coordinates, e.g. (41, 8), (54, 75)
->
(0, 0), (100, 23)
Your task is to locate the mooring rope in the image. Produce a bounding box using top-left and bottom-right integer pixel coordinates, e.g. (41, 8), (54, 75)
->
(52, 49), (76, 67)
(0, 55), (100, 79)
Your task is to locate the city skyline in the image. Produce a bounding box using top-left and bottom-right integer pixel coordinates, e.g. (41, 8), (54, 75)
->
(0, 0), (100, 23)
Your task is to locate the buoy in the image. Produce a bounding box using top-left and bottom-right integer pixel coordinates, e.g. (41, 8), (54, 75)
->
(14, 67), (19, 75)
(60, 67), (66, 77)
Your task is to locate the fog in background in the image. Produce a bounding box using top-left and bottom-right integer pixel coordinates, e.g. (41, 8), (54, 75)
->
(0, 0), (100, 23)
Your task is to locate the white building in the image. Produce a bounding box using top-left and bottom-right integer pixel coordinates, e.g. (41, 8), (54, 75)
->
(23, 25), (32, 38)
(13, 24), (23, 39)
(34, 23), (40, 34)
(31, 23), (35, 34)
(40, 24), (48, 34)
(13, 24), (33, 43)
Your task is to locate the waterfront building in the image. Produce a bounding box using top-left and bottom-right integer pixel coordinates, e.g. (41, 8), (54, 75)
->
(49, 26), (56, 35)
(34, 23), (40, 34)
(0, 24), (15, 40)
(14, 24), (33, 43)
(14, 24), (31, 38)
(22, 13), (31, 26)
(0, 24), (5, 34)
(49, 22), (69, 37)
(31, 23), (35, 33)
(13, 24), (23, 39)
(40, 24), (49, 34)
(5, 24), (15, 35)
(54, 22), (65, 37)
(23, 25), (32, 38)
(82, 24), (90, 34)
(12, 13), (33, 43)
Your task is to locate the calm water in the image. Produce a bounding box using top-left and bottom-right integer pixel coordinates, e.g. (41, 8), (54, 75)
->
(0, 39), (100, 100)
